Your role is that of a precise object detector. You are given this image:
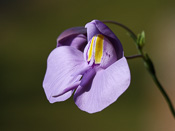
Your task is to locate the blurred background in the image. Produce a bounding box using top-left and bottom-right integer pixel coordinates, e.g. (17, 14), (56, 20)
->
(1, 0), (175, 130)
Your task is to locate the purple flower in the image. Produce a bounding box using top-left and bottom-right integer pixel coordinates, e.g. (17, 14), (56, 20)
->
(43, 20), (131, 113)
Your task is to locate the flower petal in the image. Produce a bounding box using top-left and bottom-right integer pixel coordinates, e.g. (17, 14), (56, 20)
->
(57, 27), (87, 42)
(43, 46), (87, 103)
(57, 27), (87, 51)
(85, 20), (123, 59)
(74, 57), (130, 113)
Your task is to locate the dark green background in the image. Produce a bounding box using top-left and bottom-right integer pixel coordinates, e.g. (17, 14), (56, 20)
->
(1, 0), (175, 130)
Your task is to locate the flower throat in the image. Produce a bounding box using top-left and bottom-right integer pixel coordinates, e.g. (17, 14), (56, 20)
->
(87, 34), (104, 64)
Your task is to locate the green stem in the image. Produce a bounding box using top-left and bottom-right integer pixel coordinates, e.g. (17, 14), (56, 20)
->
(103, 20), (175, 118)
(102, 20), (137, 42)
(126, 54), (143, 59)
(152, 74), (175, 117)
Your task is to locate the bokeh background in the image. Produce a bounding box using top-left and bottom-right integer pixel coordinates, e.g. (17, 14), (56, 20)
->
(1, 0), (175, 130)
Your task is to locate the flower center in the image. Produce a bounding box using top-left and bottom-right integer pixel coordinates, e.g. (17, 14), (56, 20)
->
(87, 34), (104, 64)
(84, 34), (117, 69)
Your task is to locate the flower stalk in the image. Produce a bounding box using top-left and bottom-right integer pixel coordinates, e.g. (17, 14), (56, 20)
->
(125, 54), (143, 59)
(102, 20), (175, 118)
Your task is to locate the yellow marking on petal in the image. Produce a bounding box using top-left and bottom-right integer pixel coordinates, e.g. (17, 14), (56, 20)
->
(88, 36), (95, 61)
(95, 34), (104, 64)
